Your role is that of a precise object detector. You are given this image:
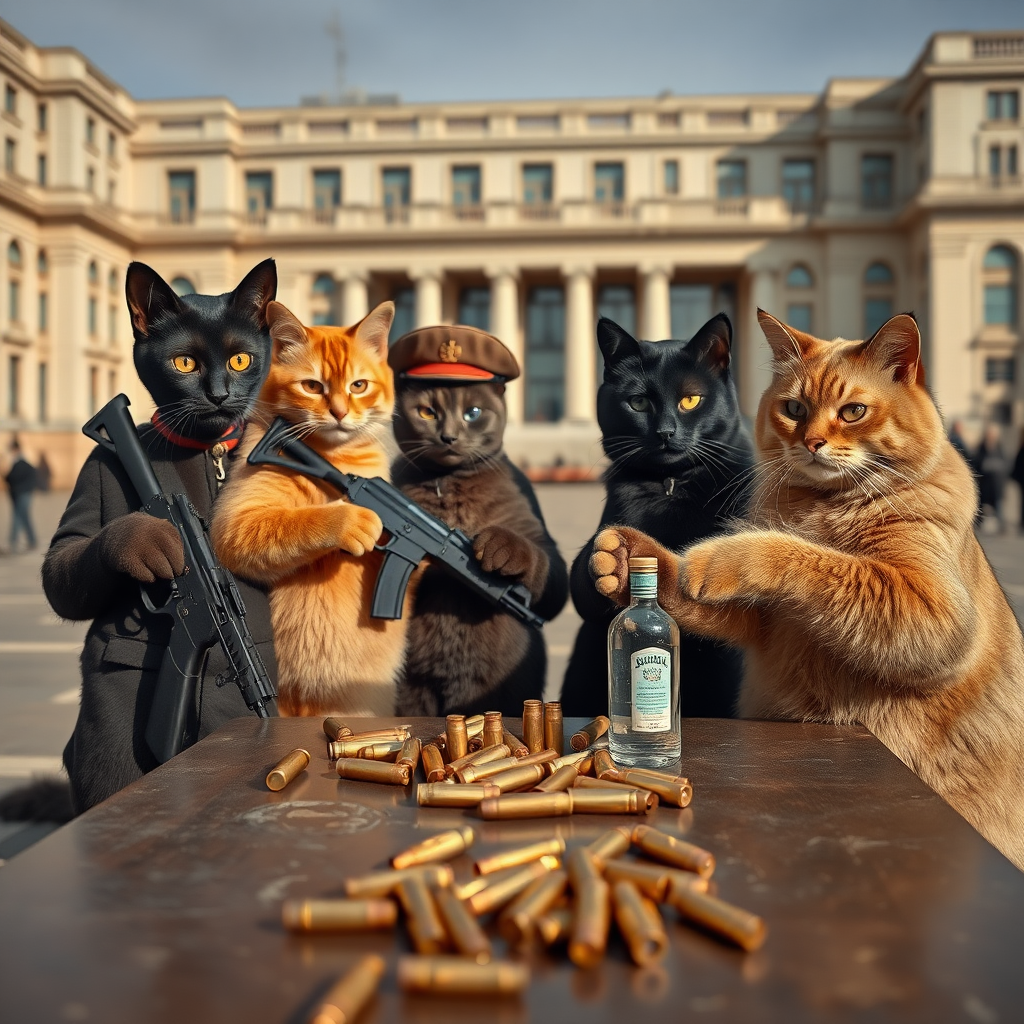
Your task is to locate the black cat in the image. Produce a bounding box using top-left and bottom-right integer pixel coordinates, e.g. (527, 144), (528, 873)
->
(559, 314), (754, 719)
(42, 260), (279, 813)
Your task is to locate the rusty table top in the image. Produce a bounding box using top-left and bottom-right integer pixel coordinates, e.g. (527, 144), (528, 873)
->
(0, 716), (1022, 1023)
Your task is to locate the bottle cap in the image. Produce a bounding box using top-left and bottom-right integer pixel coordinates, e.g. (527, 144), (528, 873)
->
(628, 557), (658, 571)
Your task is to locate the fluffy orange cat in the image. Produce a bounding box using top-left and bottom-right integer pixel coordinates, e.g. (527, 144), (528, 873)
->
(211, 300), (409, 717)
(592, 310), (1024, 870)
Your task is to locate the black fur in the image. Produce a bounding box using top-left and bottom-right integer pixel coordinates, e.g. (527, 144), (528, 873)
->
(559, 314), (754, 718)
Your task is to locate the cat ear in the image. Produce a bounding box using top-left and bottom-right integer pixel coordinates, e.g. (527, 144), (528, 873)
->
(687, 313), (732, 373)
(229, 258), (278, 328)
(858, 313), (924, 386)
(265, 301), (307, 359)
(757, 308), (807, 365)
(354, 301), (395, 358)
(125, 262), (183, 339)
(597, 318), (639, 362)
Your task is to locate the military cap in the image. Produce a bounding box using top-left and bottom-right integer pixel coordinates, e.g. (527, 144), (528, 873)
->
(388, 324), (520, 383)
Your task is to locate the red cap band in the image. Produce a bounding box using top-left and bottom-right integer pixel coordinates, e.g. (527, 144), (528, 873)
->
(403, 362), (497, 379)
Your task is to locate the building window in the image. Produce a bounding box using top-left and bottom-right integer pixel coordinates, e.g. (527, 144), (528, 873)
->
(863, 262), (895, 335)
(786, 304), (813, 333)
(522, 163), (553, 205)
(108, 269), (117, 294)
(245, 171), (274, 222)
(86, 116), (95, 146)
(86, 167), (95, 193)
(989, 145), (1019, 181)
(108, 369), (116, 398)
(8, 239), (21, 268)
(313, 169), (341, 218)
(596, 284), (637, 382)
(310, 273), (338, 326)
(4, 137), (15, 173)
(38, 291), (47, 333)
(786, 264), (814, 289)
(170, 276), (195, 296)
(8, 278), (19, 323)
(88, 297), (97, 335)
(987, 90), (1020, 121)
(782, 158), (815, 211)
(8, 355), (20, 416)
(670, 283), (713, 341)
(985, 357), (1016, 383)
(88, 260), (98, 286)
(389, 286), (415, 342)
(108, 305), (118, 343)
(861, 154), (894, 208)
(785, 264), (814, 333)
(458, 287), (490, 330)
(983, 245), (1018, 327)
(525, 286), (565, 422)
(168, 170), (196, 223)
(37, 249), (47, 275)
(37, 153), (46, 185)
(37, 103), (46, 132)
(4, 84), (15, 115)
(38, 362), (47, 423)
(89, 366), (98, 416)
(452, 165), (481, 206)
(716, 159), (747, 199)
(107, 131), (116, 158)
(663, 159), (679, 195)
(594, 162), (625, 204)
(108, 179), (116, 205)
(382, 167), (411, 218)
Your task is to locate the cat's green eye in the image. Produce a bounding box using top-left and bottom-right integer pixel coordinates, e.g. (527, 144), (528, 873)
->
(300, 379), (325, 395)
(227, 353), (252, 372)
(463, 406), (482, 422)
(784, 399), (806, 420)
(349, 380), (368, 394)
(679, 395), (702, 412)
(172, 355), (197, 374)
(628, 396), (650, 412)
(418, 405), (437, 420)
(839, 403), (867, 423)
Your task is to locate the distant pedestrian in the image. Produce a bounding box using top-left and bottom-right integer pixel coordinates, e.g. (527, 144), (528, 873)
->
(5, 438), (38, 552)
(948, 419), (971, 464)
(35, 452), (51, 492)
(1011, 429), (1024, 534)
(972, 423), (1009, 533)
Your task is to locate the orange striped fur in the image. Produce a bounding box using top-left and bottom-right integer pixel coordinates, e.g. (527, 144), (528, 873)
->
(592, 311), (1024, 869)
(211, 300), (409, 717)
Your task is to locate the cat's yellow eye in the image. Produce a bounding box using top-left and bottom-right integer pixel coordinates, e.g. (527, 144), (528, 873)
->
(418, 405), (437, 419)
(172, 355), (197, 373)
(678, 395), (702, 412)
(300, 379), (325, 395)
(784, 399), (806, 420)
(349, 380), (369, 394)
(839, 403), (867, 423)
(227, 352), (252, 372)
(628, 396), (650, 412)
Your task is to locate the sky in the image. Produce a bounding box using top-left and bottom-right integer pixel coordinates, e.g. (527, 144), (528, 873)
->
(3, 0), (1022, 108)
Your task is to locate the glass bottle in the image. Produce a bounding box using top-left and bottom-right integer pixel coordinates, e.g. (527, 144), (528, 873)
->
(607, 556), (681, 768)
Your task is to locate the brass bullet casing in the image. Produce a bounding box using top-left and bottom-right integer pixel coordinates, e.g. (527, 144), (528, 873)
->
(329, 733), (410, 759)
(357, 740), (404, 762)
(465, 713), (486, 739)
(266, 748), (310, 792)
(391, 826), (476, 869)
(611, 881), (668, 966)
(473, 837), (566, 876)
(570, 715), (610, 751)
(421, 743), (447, 783)
(569, 788), (652, 816)
(466, 857), (560, 916)
(335, 757), (411, 786)
(343, 864), (453, 898)
(549, 750), (595, 773)
(592, 748), (618, 778)
(522, 699), (544, 753)
(281, 898), (398, 933)
(496, 868), (569, 947)
(604, 859), (709, 902)
(445, 714), (469, 762)
(479, 791), (573, 820)
(622, 766), (689, 786)
(483, 762), (547, 794)
(431, 885), (492, 964)
(482, 711), (504, 748)
(535, 906), (573, 946)
(445, 743), (511, 778)
(614, 770), (693, 809)
(396, 736), (422, 772)
(534, 764), (579, 793)
(565, 846), (603, 891)
(453, 864), (525, 902)
(396, 876), (449, 954)
(543, 701), (564, 754)
(515, 747), (560, 770)
(569, 877), (612, 968)
(416, 783), (500, 808)
(396, 956), (530, 996)
(574, 776), (660, 810)
(667, 884), (767, 951)
(322, 717), (352, 742)
(455, 755), (521, 784)
(585, 826), (633, 866)
(502, 727), (529, 758)
(308, 954), (385, 1024)
(632, 825), (715, 877)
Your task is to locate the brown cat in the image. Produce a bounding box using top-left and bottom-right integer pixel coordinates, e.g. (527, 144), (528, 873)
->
(591, 310), (1024, 870)
(211, 300), (407, 717)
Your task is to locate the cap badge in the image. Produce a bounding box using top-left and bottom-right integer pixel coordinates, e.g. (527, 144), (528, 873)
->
(439, 339), (462, 363)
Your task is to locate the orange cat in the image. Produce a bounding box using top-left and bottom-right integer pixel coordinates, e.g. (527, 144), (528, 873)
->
(211, 300), (409, 717)
(592, 311), (1024, 869)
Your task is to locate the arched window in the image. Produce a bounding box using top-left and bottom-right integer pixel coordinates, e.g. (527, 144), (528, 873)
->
(108, 268), (118, 293)
(88, 261), (98, 285)
(7, 240), (21, 266)
(170, 276), (195, 296)
(863, 261), (895, 336)
(785, 264), (814, 332)
(7, 240), (21, 324)
(309, 273), (338, 325)
(312, 273), (335, 295)
(983, 245), (1018, 328)
(785, 264), (814, 289)
(37, 249), (47, 275)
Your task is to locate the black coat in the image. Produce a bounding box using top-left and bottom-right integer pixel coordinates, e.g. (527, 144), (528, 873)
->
(43, 425), (277, 813)
(5, 456), (37, 497)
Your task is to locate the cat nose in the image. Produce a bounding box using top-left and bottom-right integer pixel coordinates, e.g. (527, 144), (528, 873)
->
(209, 393), (228, 406)
(440, 433), (457, 446)
(805, 437), (827, 453)
(657, 429), (674, 444)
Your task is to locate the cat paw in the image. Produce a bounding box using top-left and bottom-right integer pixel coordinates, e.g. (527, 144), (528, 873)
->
(337, 504), (384, 558)
(98, 512), (185, 583)
(473, 526), (536, 579)
(679, 534), (762, 603)
(591, 528), (630, 603)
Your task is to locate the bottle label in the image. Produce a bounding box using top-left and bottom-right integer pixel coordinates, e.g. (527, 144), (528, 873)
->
(630, 646), (671, 732)
(629, 571), (657, 599)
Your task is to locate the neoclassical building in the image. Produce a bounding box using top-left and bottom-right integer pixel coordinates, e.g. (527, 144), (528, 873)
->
(0, 19), (1022, 485)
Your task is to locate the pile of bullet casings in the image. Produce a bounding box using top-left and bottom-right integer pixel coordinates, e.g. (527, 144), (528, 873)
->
(266, 703), (766, 1024)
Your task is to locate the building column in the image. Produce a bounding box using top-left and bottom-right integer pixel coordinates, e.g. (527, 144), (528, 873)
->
(740, 268), (777, 416)
(342, 273), (368, 324)
(488, 267), (522, 424)
(564, 265), (595, 422)
(413, 270), (443, 327)
(641, 264), (671, 340)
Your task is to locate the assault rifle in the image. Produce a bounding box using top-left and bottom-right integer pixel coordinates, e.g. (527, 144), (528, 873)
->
(248, 417), (546, 630)
(84, 394), (276, 765)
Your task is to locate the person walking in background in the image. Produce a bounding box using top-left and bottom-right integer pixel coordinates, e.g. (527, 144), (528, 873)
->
(4, 438), (38, 553)
(1011, 428), (1024, 535)
(973, 422), (1009, 534)
(948, 419), (971, 464)
(35, 452), (52, 493)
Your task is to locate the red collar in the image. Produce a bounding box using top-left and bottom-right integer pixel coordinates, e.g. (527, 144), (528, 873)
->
(151, 410), (244, 452)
